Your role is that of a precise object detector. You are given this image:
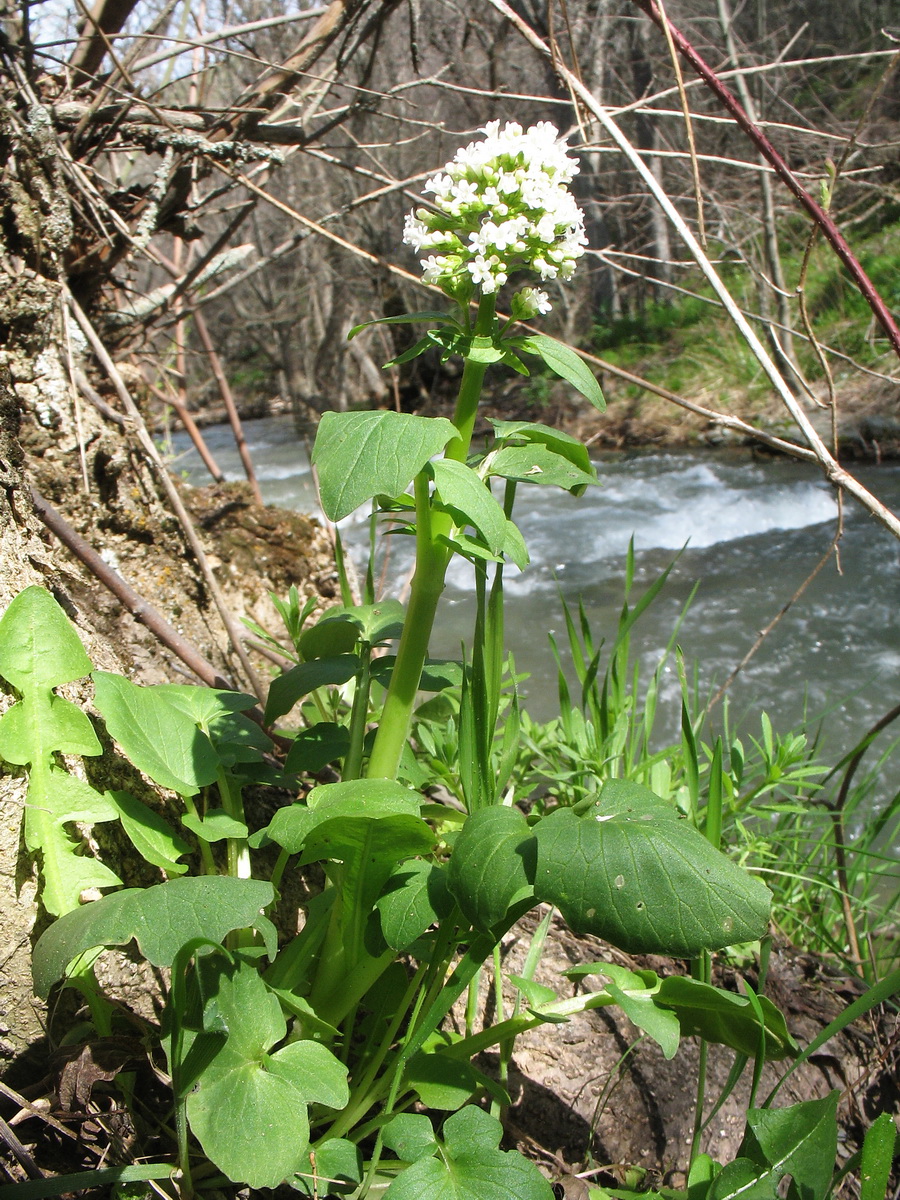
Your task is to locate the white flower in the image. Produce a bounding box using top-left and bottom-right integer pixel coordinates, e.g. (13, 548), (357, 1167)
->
(403, 120), (587, 307)
(512, 286), (552, 317)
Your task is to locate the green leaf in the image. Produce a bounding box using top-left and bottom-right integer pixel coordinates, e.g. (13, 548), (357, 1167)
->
(708, 1158), (781, 1200)
(566, 963), (681, 1059)
(312, 411), (457, 521)
(382, 1114), (440, 1163)
(259, 779), (425, 854)
(299, 601), (406, 660)
(533, 780), (771, 957)
(32, 876), (275, 996)
(182, 809), (249, 843)
(108, 790), (190, 875)
(284, 722), (352, 774)
(489, 420), (594, 473)
(348, 312), (461, 340)
(266, 1038), (350, 1109)
(24, 770), (122, 916)
(448, 806), (536, 930)
(92, 672), (219, 796)
(293, 1138), (363, 1197)
(516, 334), (605, 410)
(376, 860), (451, 950)
(0, 586), (93, 693)
(430, 459), (510, 555)
(485, 444), (597, 496)
(184, 958), (346, 1189)
(383, 1107), (554, 1200)
(465, 334), (506, 364)
(740, 1093), (839, 1200)
(655, 976), (796, 1060)
(407, 1037), (480, 1110)
(265, 655), (359, 724)
(859, 1113), (898, 1200)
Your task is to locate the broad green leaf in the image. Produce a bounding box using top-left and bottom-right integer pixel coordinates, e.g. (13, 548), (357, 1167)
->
(533, 780), (771, 957)
(265, 655), (359, 724)
(430, 459), (509, 555)
(382, 1113), (440, 1163)
(374, 657), (464, 693)
(655, 976), (796, 1060)
(489, 420), (594, 473)
(708, 1158), (781, 1200)
(740, 1093), (839, 1200)
(32, 877), (274, 995)
(259, 779), (424, 854)
(0, 586), (93, 692)
(348, 312), (461, 340)
(383, 1107), (553, 1200)
(407, 1035), (480, 1110)
(182, 809), (249, 843)
(108, 790), (190, 875)
(312, 411), (457, 521)
(147, 684), (257, 725)
(485, 444), (597, 496)
(448, 806), (536, 930)
(284, 722), (351, 774)
(266, 1038), (350, 1109)
(516, 334), (605, 410)
(376, 860), (451, 950)
(299, 601), (405, 660)
(92, 672), (219, 796)
(294, 1138), (363, 1197)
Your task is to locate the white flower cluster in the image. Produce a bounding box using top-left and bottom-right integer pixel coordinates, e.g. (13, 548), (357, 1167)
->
(404, 120), (587, 311)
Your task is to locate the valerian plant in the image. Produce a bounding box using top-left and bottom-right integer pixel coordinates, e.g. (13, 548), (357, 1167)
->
(7, 123), (887, 1200)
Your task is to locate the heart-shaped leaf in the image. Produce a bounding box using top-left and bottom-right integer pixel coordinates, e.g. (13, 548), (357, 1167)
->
(312, 412), (457, 521)
(32, 877), (274, 995)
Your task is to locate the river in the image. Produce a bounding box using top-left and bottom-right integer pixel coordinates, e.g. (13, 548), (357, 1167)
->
(169, 416), (900, 781)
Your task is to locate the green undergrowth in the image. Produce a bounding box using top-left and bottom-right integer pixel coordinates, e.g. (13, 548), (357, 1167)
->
(592, 218), (900, 412)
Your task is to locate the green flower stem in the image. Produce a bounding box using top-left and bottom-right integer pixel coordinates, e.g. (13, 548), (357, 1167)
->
(366, 294), (496, 781)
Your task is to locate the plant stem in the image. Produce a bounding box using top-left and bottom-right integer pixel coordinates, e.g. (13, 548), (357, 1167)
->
(366, 293), (496, 781)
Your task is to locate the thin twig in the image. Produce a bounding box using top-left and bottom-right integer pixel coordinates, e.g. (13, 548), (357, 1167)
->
(30, 487), (232, 691)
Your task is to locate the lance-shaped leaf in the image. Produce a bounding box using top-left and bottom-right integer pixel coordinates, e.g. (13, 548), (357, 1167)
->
(32, 877), (275, 996)
(312, 411), (457, 521)
(515, 334), (605, 410)
(655, 975), (796, 1060)
(533, 779), (771, 958)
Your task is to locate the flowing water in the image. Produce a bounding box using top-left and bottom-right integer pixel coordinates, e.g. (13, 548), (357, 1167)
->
(169, 416), (900, 780)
